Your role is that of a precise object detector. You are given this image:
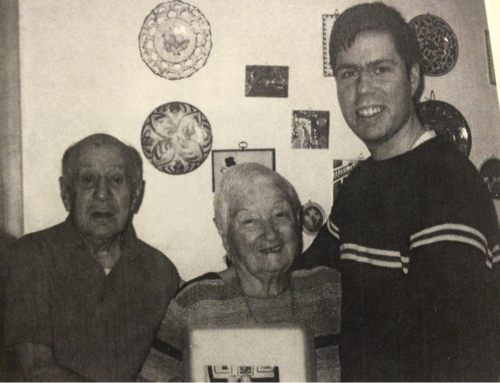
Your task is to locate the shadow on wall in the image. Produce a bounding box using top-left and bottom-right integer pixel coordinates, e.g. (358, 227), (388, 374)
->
(0, 231), (19, 382)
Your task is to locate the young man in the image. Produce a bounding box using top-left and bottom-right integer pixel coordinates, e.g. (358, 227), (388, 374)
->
(5, 134), (180, 381)
(298, 2), (500, 381)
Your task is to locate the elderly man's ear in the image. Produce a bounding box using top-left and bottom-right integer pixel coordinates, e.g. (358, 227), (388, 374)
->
(131, 180), (145, 214)
(59, 176), (72, 212)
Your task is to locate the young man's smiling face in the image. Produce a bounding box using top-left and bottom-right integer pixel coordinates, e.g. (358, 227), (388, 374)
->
(334, 30), (420, 152)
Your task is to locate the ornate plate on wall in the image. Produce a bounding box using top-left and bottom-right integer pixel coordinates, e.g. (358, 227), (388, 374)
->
(479, 157), (500, 199)
(415, 99), (471, 157)
(139, 1), (212, 80)
(409, 14), (458, 77)
(141, 102), (213, 174)
(301, 201), (325, 236)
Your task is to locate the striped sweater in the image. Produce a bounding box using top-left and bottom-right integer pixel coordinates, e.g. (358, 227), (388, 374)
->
(296, 136), (500, 381)
(138, 266), (341, 381)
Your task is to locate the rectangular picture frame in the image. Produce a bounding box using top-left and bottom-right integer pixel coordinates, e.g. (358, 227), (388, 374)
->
(212, 148), (276, 192)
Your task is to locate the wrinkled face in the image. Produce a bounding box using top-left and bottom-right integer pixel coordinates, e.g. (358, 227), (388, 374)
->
(225, 177), (300, 278)
(334, 30), (419, 147)
(61, 145), (140, 244)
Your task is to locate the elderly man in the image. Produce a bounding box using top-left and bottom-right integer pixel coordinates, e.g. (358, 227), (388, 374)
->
(5, 134), (179, 381)
(296, 2), (500, 381)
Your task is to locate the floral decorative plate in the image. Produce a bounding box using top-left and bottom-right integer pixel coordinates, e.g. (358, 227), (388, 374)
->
(409, 14), (458, 77)
(141, 102), (213, 174)
(301, 201), (325, 236)
(139, 1), (212, 80)
(415, 99), (471, 157)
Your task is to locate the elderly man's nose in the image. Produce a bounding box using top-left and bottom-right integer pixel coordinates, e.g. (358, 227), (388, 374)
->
(95, 178), (111, 200)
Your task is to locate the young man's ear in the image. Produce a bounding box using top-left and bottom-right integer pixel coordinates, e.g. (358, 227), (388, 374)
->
(59, 177), (72, 212)
(410, 63), (421, 97)
(131, 180), (145, 214)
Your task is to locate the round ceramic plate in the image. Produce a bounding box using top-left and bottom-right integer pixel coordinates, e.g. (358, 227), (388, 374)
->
(415, 100), (471, 157)
(141, 102), (213, 174)
(301, 201), (325, 236)
(409, 14), (458, 76)
(139, 1), (212, 80)
(479, 157), (500, 199)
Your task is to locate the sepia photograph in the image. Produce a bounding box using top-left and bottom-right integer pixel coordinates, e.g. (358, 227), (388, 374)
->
(1, 0), (500, 381)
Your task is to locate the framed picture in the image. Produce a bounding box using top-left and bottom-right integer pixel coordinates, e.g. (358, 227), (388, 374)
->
(184, 324), (315, 382)
(333, 158), (363, 201)
(322, 13), (338, 77)
(245, 65), (289, 98)
(291, 110), (330, 149)
(212, 148), (276, 192)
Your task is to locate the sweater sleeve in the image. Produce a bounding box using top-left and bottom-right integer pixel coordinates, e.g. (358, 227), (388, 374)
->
(137, 300), (185, 382)
(403, 158), (500, 381)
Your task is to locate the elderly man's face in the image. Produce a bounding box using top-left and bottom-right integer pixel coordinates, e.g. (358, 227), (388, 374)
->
(226, 176), (300, 278)
(61, 144), (139, 244)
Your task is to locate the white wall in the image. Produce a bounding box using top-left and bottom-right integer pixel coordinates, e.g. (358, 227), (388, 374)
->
(20, 0), (500, 280)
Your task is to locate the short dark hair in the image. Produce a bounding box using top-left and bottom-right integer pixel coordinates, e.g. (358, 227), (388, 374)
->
(61, 133), (143, 190)
(329, 2), (421, 77)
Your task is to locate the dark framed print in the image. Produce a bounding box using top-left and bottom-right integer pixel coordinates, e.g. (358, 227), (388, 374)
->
(212, 148), (276, 191)
(245, 65), (289, 98)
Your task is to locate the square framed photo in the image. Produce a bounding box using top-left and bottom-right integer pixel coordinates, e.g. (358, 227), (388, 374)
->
(212, 149), (276, 192)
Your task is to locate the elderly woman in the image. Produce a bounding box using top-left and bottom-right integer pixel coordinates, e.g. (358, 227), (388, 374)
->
(138, 163), (341, 381)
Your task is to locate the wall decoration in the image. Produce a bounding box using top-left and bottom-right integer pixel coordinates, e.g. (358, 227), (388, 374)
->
(245, 66), (289, 98)
(139, 1), (212, 80)
(415, 93), (471, 157)
(301, 201), (326, 236)
(292, 110), (329, 149)
(479, 157), (500, 199)
(333, 158), (363, 201)
(485, 30), (496, 86)
(322, 12), (338, 77)
(141, 101), (212, 175)
(409, 13), (458, 77)
(212, 143), (275, 191)
(206, 366), (279, 382)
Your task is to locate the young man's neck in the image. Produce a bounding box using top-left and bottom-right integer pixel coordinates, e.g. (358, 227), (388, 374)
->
(367, 112), (427, 161)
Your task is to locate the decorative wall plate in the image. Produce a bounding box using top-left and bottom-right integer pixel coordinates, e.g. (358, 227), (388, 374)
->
(479, 157), (500, 199)
(301, 201), (325, 236)
(139, 1), (212, 80)
(409, 14), (458, 76)
(415, 99), (471, 157)
(141, 102), (212, 175)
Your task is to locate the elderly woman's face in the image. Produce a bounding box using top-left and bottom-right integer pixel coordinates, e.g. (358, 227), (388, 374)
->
(226, 176), (300, 277)
(63, 144), (138, 243)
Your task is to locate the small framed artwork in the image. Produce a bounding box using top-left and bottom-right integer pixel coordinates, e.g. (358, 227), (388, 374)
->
(333, 158), (363, 201)
(322, 13), (338, 77)
(212, 147), (276, 192)
(292, 110), (329, 149)
(245, 65), (289, 98)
